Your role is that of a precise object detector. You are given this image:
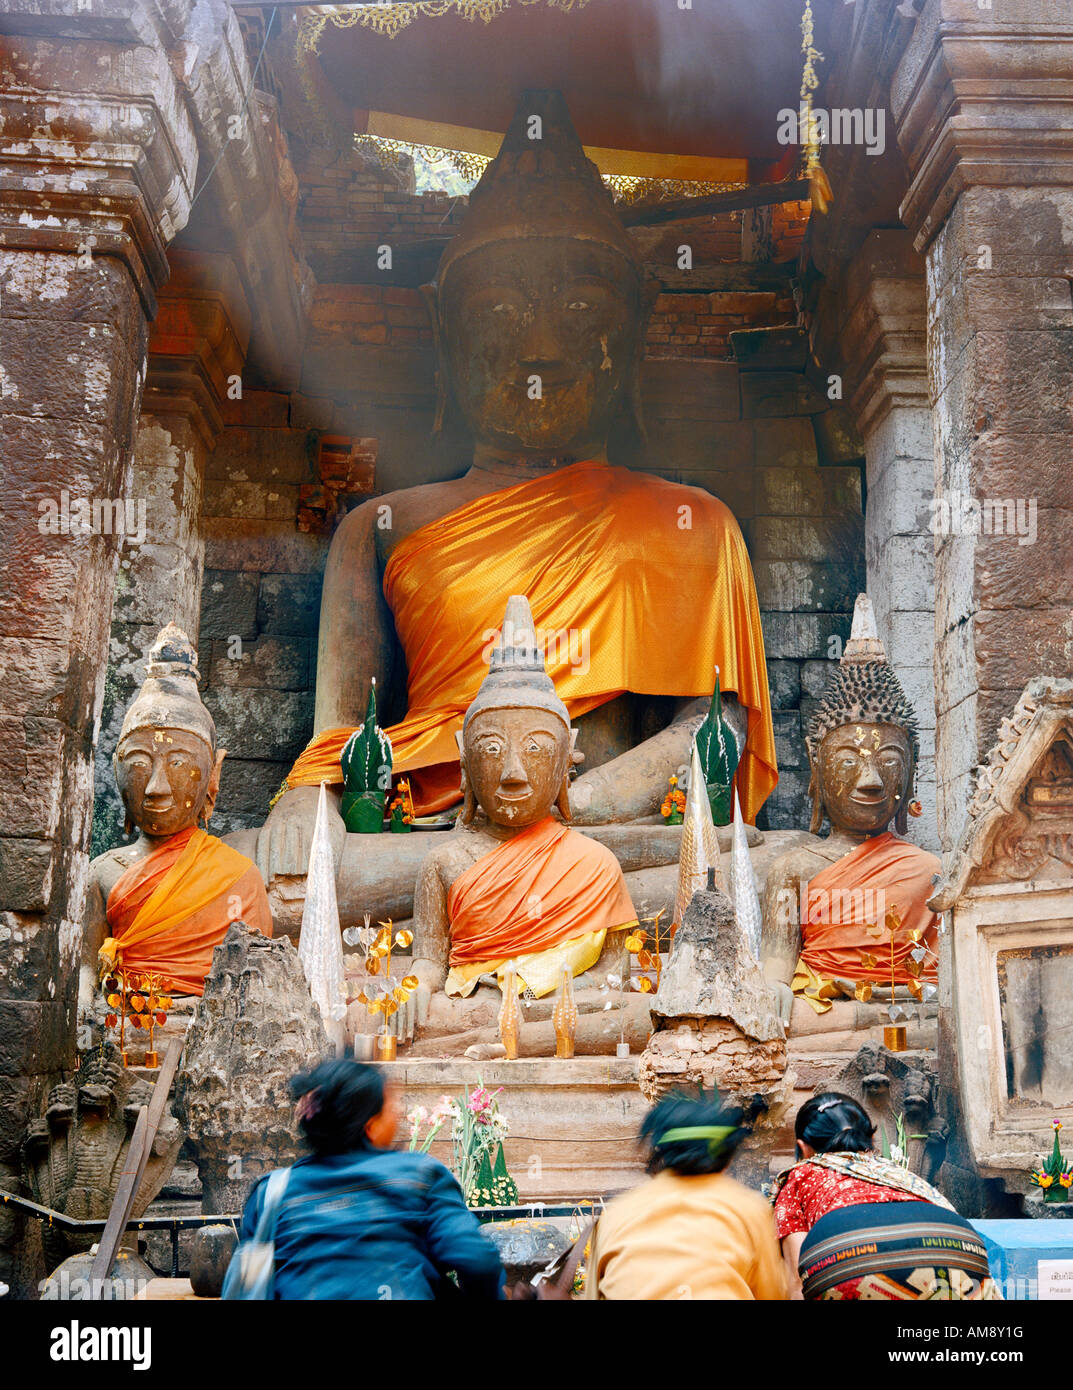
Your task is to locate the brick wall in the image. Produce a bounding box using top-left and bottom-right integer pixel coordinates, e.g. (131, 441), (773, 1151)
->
(646, 290), (796, 360)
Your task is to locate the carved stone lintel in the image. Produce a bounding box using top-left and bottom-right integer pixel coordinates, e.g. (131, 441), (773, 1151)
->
(893, 10), (1073, 250)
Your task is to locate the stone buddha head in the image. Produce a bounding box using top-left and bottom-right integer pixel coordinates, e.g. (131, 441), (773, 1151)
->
(431, 90), (645, 458)
(806, 596), (919, 838)
(456, 594), (577, 829)
(113, 623), (225, 840)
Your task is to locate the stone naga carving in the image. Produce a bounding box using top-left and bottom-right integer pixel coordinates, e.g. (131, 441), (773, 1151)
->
(175, 922), (329, 1214)
(22, 1042), (183, 1270)
(824, 1043), (946, 1185)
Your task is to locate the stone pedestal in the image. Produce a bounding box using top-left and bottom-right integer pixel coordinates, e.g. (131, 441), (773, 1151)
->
(399, 1057), (647, 1200)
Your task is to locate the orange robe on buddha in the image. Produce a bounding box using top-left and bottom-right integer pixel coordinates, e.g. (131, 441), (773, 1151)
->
(285, 460), (777, 822)
(444, 817), (637, 999)
(104, 826), (272, 996)
(794, 831), (940, 1013)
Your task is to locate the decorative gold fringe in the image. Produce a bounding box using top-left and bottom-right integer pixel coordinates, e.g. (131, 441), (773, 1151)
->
(299, 0), (592, 55)
(354, 132), (746, 203)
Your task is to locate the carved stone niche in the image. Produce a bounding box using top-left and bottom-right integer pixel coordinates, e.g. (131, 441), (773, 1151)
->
(931, 678), (1073, 1189)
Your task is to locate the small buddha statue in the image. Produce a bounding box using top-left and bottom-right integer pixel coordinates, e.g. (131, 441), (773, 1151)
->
(393, 595), (647, 1054)
(79, 624), (272, 1017)
(256, 89), (775, 929)
(760, 596), (940, 1026)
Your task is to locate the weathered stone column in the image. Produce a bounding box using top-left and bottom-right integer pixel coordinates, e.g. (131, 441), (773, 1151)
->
(894, 0), (1073, 853)
(841, 229), (938, 850)
(0, 3), (196, 1288)
(93, 251), (251, 854)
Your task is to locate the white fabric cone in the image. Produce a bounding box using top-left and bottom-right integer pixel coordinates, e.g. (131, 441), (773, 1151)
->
(729, 787), (763, 961)
(673, 742), (724, 929)
(298, 782), (347, 1056)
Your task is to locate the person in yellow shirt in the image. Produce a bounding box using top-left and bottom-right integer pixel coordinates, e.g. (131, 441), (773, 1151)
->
(586, 1091), (788, 1301)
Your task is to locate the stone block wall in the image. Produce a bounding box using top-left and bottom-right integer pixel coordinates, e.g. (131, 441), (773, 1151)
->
(196, 404), (329, 835)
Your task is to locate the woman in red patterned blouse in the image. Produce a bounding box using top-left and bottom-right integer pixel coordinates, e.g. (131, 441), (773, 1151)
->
(773, 1093), (999, 1301)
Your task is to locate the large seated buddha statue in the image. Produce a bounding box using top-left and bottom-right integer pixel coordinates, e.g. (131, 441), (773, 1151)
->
(255, 90), (776, 929)
(79, 624), (272, 1017)
(760, 596), (940, 1027)
(392, 594), (651, 1055)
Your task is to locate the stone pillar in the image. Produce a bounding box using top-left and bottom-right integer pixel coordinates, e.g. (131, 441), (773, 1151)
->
(93, 252), (251, 854)
(0, 6), (196, 1288)
(841, 230), (938, 851)
(894, 0), (1073, 853)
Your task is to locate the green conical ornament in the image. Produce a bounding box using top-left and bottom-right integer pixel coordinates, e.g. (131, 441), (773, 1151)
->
(490, 1142), (518, 1206)
(340, 679), (393, 833)
(468, 1146), (497, 1208)
(694, 667), (741, 826)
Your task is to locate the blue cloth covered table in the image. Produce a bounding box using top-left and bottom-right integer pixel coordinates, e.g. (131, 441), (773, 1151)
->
(971, 1219), (1073, 1300)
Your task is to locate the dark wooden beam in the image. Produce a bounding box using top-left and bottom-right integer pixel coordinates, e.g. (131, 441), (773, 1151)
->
(619, 179), (810, 228)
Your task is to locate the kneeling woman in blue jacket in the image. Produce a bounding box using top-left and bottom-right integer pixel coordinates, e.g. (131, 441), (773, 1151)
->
(237, 1058), (505, 1300)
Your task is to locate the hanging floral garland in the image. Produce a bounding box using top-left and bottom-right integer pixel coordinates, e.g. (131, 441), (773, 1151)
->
(799, 0), (832, 213)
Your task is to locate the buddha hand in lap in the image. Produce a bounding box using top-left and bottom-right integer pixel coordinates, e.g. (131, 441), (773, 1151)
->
(256, 90), (773, 915)
(390, 595), (642, 1052)
(79, 624), (272, 1019)
(760, 596), (940, 1028)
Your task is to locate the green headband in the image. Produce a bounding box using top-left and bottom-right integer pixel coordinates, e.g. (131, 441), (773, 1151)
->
(657, 1125), (737, 1154)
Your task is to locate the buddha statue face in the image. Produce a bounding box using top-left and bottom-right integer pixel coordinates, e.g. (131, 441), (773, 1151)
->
(461, 706), (572, 829)
(816, 722), (912, 837)
(439, 238), (640, 456)
(114, 727), (221, 839)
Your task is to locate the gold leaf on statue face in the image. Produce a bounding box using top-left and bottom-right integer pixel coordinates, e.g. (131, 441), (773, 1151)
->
(395, 929), (413, 949)
(401, 975), (419, 992)
(854, 982), (873, 1002)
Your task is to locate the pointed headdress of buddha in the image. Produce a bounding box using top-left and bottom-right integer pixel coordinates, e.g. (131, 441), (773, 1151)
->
(429, 90), (647, 448)
(457, 595), (577, 825)
(115, 623), (225, 833)
(806, 595), (920, 836)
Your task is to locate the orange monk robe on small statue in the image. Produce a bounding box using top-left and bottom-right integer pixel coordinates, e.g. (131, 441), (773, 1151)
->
(103, 825), (272, 997)
(445, 815), (636, 999)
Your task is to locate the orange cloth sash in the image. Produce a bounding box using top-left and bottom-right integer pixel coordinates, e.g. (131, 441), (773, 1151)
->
(286, 460), (777, 820)
(105, 827), (272, 996)
(800, 832), (940, 987)
(446, 817), (636, 971)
